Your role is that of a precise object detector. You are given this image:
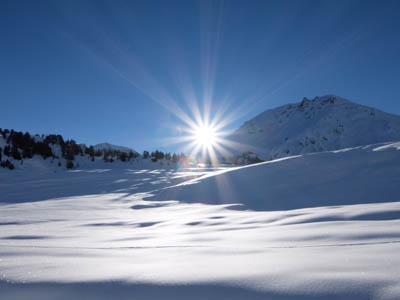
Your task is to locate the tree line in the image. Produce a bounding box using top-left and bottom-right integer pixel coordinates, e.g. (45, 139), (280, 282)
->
(0, 128), (190, 170)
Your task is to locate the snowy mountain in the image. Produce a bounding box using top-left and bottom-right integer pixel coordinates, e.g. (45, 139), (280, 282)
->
(227, 95), (400, 160)
(93, 142), (135, 153)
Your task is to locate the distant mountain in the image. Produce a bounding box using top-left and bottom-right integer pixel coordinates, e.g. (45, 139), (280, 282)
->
(227, 95), (400, 160)
(93, 143), (136, 153)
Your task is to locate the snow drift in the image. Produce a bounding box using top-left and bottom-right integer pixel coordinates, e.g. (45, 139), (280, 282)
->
(150, 141), (400, 211)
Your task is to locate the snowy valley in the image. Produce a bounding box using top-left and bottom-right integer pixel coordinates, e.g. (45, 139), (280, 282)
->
(1, 140), (400, 299)
(1, 96), (400, 299)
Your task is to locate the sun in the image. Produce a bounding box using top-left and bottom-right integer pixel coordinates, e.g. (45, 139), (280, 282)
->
(194, 124), (216, 147)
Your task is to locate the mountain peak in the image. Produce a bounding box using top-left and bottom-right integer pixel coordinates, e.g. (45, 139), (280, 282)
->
(228, 95), (400, 160)
(298, 94), (348, 107)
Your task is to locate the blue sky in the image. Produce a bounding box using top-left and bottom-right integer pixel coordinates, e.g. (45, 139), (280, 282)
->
(1, 0), (399, 152)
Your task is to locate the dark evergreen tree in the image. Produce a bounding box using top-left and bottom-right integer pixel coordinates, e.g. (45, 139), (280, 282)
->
(0, 159), (14, 170)
(151, 150), (165, 161)
(127, 150), (138, 160)
(4, 145), (10, 157)
(157, 150), (165, 160)
(22, 147), (33, 159)
(103, 151), (110, 162)
(66, 160), (74, 169)
(33, 142), (53, 159)
(85, 146), (95, 158)
(11, 146), (22, 160)
(6, 130), (13, 143)
(2, 129), (9, 139)
(128, 150), (134, 160)
(120, 152), (127, 162)
(143, 151), (149, 159)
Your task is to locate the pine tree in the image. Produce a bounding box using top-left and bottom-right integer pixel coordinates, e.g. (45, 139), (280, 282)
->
(33, 142), (53, 159)
(85, 146), (95, 158)
(2, 129), (9, 139)
(151, 151), (158, 162)
(103, 151), (110, 162)
(4, 145), (10, 157)
(6, 130), (13, 143)
(0, 159), (14, 170)
(22, 147), (33, 159)
(9, 161), (14, 170)
(120, 152), (127, 162)
(128, 150), (136, 160)
(11, 146), (22, 160)
(66, 160), (74, 169)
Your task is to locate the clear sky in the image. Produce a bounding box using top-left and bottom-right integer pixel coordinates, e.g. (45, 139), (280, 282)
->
(1, 0), (399, 152)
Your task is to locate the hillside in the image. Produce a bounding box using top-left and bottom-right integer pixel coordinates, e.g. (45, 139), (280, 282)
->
(151, 141), (400, 211)
(227, 95), (400, 160)
(0, 129), (183, 172)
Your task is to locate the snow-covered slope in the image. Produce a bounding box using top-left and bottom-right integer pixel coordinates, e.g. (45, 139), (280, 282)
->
(93, 142), (135, 153)
(228, 95), (400, 160)
(151, 141), (400, 211)
(1, 142), (400, 299)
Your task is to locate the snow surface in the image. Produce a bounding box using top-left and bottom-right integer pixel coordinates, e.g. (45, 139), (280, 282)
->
(228, 95), (400, 160)
(1, 142), (400, 299)
(0, 151), (177, 174)
(151, 141), (400, 211)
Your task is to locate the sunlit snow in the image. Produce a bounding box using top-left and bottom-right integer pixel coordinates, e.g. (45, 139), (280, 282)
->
(1, 142), (400, 299)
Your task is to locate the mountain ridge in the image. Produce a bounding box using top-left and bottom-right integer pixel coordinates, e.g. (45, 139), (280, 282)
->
(93, 142), (135, 153)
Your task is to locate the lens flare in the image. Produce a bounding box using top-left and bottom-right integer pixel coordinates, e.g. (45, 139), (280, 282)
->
(194, 125), (216, 147)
